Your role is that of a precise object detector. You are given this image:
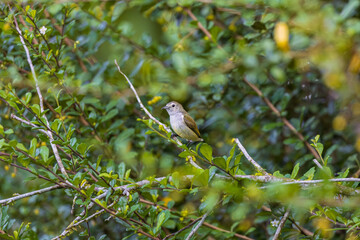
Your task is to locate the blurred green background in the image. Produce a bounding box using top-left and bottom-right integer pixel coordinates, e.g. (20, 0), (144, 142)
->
(1, 0), (360, 239)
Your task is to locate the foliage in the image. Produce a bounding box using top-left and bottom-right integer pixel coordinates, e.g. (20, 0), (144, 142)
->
(0, 0), (360, 239)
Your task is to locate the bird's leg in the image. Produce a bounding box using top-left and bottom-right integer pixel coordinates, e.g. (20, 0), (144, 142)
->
(186, 140), (194, 148)
(171, 133), (179, 138)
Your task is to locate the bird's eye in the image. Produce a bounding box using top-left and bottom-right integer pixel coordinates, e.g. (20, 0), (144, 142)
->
(172, 104), (175, 107)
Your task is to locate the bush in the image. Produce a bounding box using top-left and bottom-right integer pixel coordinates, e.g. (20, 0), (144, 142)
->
(0, 1), (360, 239)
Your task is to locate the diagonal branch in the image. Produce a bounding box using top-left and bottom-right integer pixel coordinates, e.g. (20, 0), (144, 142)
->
(185, 211), (210, 240)
(234, 138), (271, 176)
(12, 14), (68, 177)
(114, 60), (170, 132)
(114, 60), (202, 170)
(11, 114), (48, 135)
(242, 78), (320, 160)
(183, 8), (320, 161)
(185, 8), (223, 50)
(163, 217), (202, 240)
(273, 208), (290, 240)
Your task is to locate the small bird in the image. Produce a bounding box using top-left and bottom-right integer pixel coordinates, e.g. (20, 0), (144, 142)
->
(162, 101), (203, 142)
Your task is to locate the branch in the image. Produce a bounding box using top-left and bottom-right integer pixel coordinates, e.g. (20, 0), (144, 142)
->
(313, 159), (323, 169)
(114, 59), (202, 170)
(163, 217), (202, 240)
(0, 185), (62, 205)
(0, 157), (52, 182)
(273, 208), (290, 240)
(242, 78), (320, 160)
(185, 211), (210, 240)
(12, 14), (68, 177)
(182, 8), (320, 161)
(114, 60), (169, 132)
(202, 222), (254, 240)
(234, 138), (271, 176)
(10, 114), (48, 135)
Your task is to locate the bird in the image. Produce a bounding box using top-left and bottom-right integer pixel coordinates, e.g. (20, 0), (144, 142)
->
(162, 101), (203, 142)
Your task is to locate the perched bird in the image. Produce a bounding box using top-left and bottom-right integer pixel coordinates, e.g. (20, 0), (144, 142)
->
(162, 101), (203, 142)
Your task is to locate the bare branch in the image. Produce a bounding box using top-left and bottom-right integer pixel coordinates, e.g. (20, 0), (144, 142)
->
(10, 114), (48, 135)
(164, 217), (202, 240)
(273, 208), (290, 240)
(185, 211), (210, 240)
(242, 78), (320, 160)
(313, 159), (323, 169)
(0, 185), (62, 205)
(12, 14), (68, 177)
(202, 222), (254, 240)
(182, 9), (319, 161)
(234, 138), (271, 176)
(114, 60), (202, 170)
(114, 60), (169, 132)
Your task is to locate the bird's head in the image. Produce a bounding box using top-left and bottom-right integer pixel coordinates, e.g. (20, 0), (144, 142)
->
(162, 101), (185, 115)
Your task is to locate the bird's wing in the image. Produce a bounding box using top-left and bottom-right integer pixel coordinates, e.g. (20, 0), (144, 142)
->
(183, 114), (201, 138)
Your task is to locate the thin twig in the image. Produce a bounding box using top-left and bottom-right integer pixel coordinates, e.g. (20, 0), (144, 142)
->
(0, 157), (52, 182)
(234, 138), (271, 176)
(273, 208), (290, 240)
(12, 14), (68, 177)
(202, 222), (254, 240)
(287, 218), (314, 236)
(163, 217), (202, 240)
(185, 8), (223, 50)
(114, 59), (202, 170)
(313, 159), (323, 169)
(185, 211), (210, 240)
(183, 8), (320, 161)
(11, 114), (48, 135)
(0, 185), (62, 205)
(114, 60), (169, 131)
(242, 78), (320, 160)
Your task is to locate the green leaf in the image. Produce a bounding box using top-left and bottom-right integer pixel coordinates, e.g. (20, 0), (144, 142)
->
(193, 169), (209, 186)
(339, 168), (349, 178)
(291, 163), (300, 179)
(101, 109), (118, 123)
(316, 142), (323, 156)
(226, 144), (236, 170)
(0, 124), (4, 136)
(213, 157), (226, 170)
(262, 122), (283, 131)
(55, 106), (62, 114)
(16, 143), (28, 152)
(304, 167), (315, 180)
(314, 135), (320, 142)
(273, 171), (284, 178)
(25, 92), (32, 105)
(178, 150), (195, 158)
(4, 129), (14, 135)
(77, 143), (87, 155)
(118, 162), (126, 180)
(155, 210), (170, 233)
(29, 138), (37, 157)
(31, 104), (41, 116)
(51, 119), (62, 134)
(40, 146), (49, 163)
(125, 169), (131, 180)
(9, 139), (17, 148)
(66, 124), (75, 140)
(86, 184), (96, 197)
(30, 9), (36, 18)
(200, 143), (212, 161)
(171, 172), (181, 189)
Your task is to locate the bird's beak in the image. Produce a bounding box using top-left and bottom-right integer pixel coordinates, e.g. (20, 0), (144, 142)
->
(161, 106), (168, 110)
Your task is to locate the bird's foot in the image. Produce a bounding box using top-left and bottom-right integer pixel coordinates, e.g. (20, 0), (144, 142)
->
(171, 133), (179, 138)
